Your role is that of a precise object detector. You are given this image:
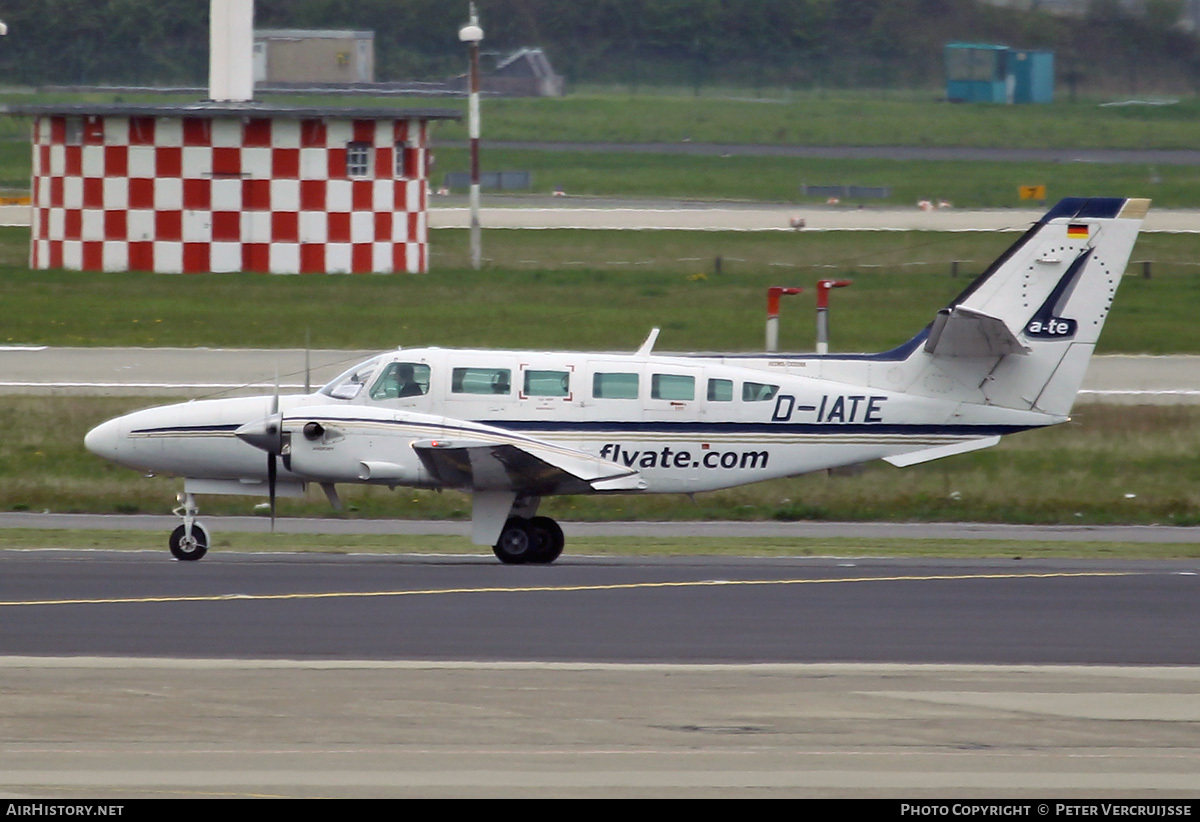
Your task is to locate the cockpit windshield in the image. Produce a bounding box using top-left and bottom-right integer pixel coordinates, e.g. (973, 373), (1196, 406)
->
(319, 356), (384, 400)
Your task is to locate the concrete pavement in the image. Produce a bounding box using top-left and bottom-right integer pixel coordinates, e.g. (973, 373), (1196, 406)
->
(3, 201), (1197, 232)
(0, 346), (1196, 402)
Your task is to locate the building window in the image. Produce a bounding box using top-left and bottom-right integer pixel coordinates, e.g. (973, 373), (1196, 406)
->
(64, 118), (84, 145)
(395, 142), (419, 179)
(346, 141), (372, 177)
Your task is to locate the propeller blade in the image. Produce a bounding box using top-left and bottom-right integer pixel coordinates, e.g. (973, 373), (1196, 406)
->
(268, 453), (277, 532)
(304, 328), (312, 395)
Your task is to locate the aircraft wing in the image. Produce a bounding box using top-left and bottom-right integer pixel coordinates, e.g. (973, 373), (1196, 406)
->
(412, 438), (645, 495)
(924, 305), (1030, 358)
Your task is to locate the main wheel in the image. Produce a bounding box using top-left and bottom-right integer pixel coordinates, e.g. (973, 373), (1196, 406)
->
(169, 523), (209, 561)
(527, 516), (565, 564)
(492, 517), (536, 565)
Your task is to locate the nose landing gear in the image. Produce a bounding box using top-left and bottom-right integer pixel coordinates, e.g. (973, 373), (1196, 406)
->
(169, 492), (209, 561)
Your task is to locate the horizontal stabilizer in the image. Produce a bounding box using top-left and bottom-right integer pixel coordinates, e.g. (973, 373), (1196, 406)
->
(883, 436), (1002, 468)
(924, 306), (1029, 358)
(413, 438), (642, 494)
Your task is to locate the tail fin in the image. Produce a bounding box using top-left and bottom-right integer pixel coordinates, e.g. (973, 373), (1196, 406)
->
(919, 197), (1149, 416)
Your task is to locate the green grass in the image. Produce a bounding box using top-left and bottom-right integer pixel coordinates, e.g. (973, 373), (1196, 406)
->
(2, 528), (1198, 560)
(427, 94), (1200, 151)
(434, 147), (1200, 208)
(7, 397), (1200, 528)
(23, 90), (1200, 150)
(4, 227), (1200, 354)
(6, 91), (1200, 205)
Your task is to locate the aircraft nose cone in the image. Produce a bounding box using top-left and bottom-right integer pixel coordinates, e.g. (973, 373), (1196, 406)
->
(235, 413), (284, 454)
(84, 417), (124, 462)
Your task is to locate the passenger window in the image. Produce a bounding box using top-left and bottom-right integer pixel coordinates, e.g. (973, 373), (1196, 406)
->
(452, 367), (511, 395)
(524, 369), (570, 397)
(742, 381), (779, 402)
(370, 362), (430, 400)
(651, 373), (694, 401)
(593, 372), (639, 399)
(707, 378), (733, 402)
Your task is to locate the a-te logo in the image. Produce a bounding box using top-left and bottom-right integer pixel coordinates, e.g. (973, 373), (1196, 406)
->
(1025, 317), (1077, 338)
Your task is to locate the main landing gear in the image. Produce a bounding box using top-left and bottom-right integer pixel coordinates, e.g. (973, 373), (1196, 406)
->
(169, 492), (209, 561)
(492, 516), (565, 565)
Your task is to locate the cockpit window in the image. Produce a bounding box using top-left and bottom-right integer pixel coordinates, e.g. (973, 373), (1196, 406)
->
(370, 362), (430, 400)
(452, 367), (512, 395)
(319, 356), (383, 400)
(742, 381), (779, 402)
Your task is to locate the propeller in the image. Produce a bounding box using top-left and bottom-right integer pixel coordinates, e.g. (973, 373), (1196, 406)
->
(267, 374), (279, 530)
(233, 374), (285, 531)
(304, 328), (311, 395)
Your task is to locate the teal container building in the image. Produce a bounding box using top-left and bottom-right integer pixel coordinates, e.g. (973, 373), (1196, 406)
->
(945, 43), (1054, 104)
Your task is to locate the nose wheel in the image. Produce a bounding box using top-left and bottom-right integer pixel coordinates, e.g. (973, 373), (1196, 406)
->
(169, 492), (209, 561)
(169, 523), (209, 561)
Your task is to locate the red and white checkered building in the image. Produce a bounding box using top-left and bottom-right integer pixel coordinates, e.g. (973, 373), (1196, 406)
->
(16, 104), (459, 274)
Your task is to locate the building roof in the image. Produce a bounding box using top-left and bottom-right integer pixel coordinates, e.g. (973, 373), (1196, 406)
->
(2, 101), (461, 121)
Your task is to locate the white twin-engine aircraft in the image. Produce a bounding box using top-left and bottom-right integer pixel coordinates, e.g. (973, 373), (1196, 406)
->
(85, 197), (1149, 564)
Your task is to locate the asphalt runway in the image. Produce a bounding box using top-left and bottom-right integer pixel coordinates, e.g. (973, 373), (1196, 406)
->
(3, 346), (1199, 403)
(3, 551), (1197, 664)
(6, 511), (1200, 544)
(1, 550), (1198, 798)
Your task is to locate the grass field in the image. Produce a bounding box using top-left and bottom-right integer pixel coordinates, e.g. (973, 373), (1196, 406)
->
(433, 147), (1200, 208)
(8, 91), (1200, 150)
(6, 396), (1200, 528)
(4, 91), (1200, 204)
(4, 227), (1199, 354)
(430, 93), (1200, 150)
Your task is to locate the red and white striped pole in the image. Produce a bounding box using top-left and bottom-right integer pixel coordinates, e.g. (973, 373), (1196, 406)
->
(815, 279), (852, 354)
(459, 4), (484, 270)
(765, 287), (802, 352)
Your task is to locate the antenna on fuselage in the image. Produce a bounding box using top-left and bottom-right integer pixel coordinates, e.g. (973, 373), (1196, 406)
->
(636, 328), (660, 357)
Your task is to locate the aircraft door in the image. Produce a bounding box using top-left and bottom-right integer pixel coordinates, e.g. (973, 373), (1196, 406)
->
(584, 361), (645, 422)
(644, 365), (702, 422)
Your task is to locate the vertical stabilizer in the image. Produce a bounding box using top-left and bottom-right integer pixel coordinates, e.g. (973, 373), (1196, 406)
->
(919, 197), (1149, 416)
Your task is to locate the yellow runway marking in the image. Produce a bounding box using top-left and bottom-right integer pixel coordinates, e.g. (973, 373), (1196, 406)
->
(0, 570), (1142, 608)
